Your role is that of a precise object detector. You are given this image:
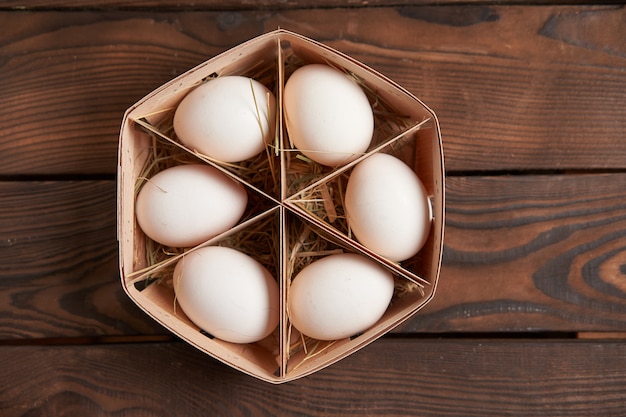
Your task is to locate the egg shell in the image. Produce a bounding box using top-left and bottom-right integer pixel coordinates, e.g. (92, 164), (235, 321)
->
(288, 253), (395, 341)
(173, 246), (280, 344)
(135, 164), (247, 248)
(283, 64), (374, 167)
(344, 153), (431, 262)
(173, 76), (276, 163)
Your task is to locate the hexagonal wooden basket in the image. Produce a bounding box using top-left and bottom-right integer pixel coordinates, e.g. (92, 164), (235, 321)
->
(117, 29), (444, 383)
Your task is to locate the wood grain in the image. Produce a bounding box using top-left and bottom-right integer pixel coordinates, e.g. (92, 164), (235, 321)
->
(275, 6), (626, 172)
(0, 181), (162, 338)
(3, 0), (624, 10)
(2, 339), (626, 416)
(408, 173), (626, 333)
(1, 2), (625, 413)
(1, 174), (625, 340)
(0, 6), (623, 175)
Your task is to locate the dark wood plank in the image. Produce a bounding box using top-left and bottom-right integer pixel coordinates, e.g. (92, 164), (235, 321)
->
(277, 6), (626, 172)
(0, 181), (162, 338)
(2, 339), (626, 416)
(0, 6), (623, 175)
(1, 173), (625, 340)
(4, 0), (624, 9)
(407, 173), (626, 333)
(0, 11), (240, 176)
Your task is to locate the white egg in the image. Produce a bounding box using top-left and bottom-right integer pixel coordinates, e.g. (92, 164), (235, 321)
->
(173, 76), (276, 163)
(173, 246), (280, 344)
(283, 64), (374, 167)
(135, 164), (247, 248)
(288, 253), (395, 341)
(344, 153), (431, 262)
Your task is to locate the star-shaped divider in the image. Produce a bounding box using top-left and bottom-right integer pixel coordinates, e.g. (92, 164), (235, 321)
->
(118, 30), (444, 383)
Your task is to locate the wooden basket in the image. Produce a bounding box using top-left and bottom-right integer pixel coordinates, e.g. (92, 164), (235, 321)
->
(117, 29), (445, 383)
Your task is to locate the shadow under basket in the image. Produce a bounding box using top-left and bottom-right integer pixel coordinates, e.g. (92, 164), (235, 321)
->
(117, 29), (445, 384)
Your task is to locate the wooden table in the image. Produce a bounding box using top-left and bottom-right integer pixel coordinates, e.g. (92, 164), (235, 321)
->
(1, 1), (625, 415)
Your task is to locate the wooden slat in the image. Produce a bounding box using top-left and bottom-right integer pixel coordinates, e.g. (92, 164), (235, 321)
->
(1, 339), (626, 416)
(1, 173), (625, 340)
(0, 181), (162, 338)
(407, 173), (626, 333)
(4, 0), (623, 10)
(276, 6), (626, 172)
(0, 11), (234, 176)
(0, 6), (623, 175)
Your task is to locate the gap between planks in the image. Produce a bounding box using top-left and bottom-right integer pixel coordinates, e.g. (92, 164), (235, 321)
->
(0, 332), (604, 347)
